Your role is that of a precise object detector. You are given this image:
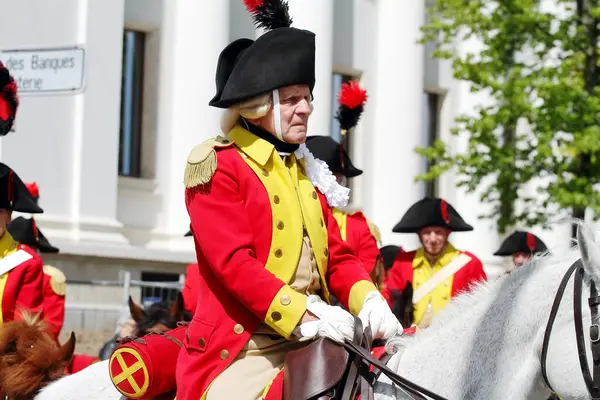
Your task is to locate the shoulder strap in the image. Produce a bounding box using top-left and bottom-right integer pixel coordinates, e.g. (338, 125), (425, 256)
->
(412, 253), (472, 304)
(0, 249), (33, 277)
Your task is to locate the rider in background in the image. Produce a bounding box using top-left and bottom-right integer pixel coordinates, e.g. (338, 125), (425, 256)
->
(7, 214), (101, 374)
(175, 1), (402, 398)
(382, 197), (487, 329)
(305, 82), (382, 282)
(494, 230), (548, 272)
(0, 66), (46, 325)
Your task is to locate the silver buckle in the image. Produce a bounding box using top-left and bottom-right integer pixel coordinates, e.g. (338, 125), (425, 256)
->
(591, 324), (600, 343)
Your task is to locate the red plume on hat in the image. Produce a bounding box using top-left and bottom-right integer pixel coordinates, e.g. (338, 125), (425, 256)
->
(244, 0), (293, 30)
(335, 81), (368, 134)
(25, 182), (39, 199)
(526, 232), (536, 252)
(0, 62), (19, 136)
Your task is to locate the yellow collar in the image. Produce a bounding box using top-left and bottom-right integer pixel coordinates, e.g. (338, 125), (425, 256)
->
(0, 231), (18, 258)
(413, 243), (460, 269)
(227, 125), (275, 166)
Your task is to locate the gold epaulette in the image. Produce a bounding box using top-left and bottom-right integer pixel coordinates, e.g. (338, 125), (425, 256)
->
(184, 135), (234, 188)
(43, 265), (66, 296)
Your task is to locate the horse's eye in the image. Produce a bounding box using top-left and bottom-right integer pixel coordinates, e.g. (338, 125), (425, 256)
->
(5, 340), (16, 353)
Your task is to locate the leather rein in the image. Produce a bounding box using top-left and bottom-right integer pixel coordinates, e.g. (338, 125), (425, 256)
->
(541, 259), (600, 398)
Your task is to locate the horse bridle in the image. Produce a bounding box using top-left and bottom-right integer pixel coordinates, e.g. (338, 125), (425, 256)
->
(541, 259), (600, 398)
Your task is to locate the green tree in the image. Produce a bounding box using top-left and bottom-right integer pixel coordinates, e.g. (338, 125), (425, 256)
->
(417, 0), (600, 236)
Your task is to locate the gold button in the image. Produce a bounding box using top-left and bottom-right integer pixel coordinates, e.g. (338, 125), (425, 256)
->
(443, 296), (449, 300)
(271, 311), (282, 321)
(280, 295), (291, 305)
(277, 221), (284, 230)
(233, 324), (244, 335)
(312, 191), (318, 199)
(262, 169), (269, 177)
(198, 337), (206, 348)
(273, 195), (280, 204)
(275, 249), (283, 258)
(220, 350), (229, 360)
(324, 248), (329, 257)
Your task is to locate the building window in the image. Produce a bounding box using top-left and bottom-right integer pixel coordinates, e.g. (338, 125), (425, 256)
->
(119, 30), (146, 178)
(330, 72), (358, 201)
(422, 91), (442, 198)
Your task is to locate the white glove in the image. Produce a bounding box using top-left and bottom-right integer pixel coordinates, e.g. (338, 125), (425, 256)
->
(358, 291), (403, 340)
(296, 295), (355, 343)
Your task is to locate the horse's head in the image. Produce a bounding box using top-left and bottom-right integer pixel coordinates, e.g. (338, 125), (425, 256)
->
(0, 312), (75, 399)
(390, 282), (414, 328)
(129, 292), (192, 336)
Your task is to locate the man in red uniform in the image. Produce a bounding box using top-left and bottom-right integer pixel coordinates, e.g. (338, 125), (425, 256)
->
(383, 197), (487, 329)
(494, 230), (548, 271)
(0, 164), (45, 324)
(305, 82), (381, 279)
(174, 2), (401, 399)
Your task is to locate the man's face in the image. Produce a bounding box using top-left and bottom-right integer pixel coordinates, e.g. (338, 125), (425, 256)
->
(418, 226), (451, 257)
(263, 85), (312, 144)
(512, 251), (531, 267)
(0, 209), (11, 236)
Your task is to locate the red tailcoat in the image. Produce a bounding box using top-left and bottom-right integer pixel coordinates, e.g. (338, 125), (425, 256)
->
(176, 128), (377, 400)
(332, 210), (380, 274)
(0, 233), (44, 324)
(382, 243), (486, 325)
(182, 263), (199, 314)
(41, 265), (66, 339)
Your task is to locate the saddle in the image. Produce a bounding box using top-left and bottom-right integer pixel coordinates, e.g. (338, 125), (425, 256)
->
(283, 318), (379, 400)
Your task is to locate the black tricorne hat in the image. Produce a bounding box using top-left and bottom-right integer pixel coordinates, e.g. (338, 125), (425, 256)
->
(393, 197), (473, 233)
(0, 163), (43, 213)
(380, 245), (402, 271)
(209, 0), (315, 108)
(7, 216), (59, 253)
(305, 136), (363, 178)
(0, 62), (18, 136)
(494, 231), (548, 256)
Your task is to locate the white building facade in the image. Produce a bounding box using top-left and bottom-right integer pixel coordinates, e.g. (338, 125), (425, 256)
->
(0, 0), (574, 293)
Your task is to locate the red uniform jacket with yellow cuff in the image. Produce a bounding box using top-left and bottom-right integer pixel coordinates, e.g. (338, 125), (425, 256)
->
(0, 232), (44, 324)
(41, 265), (66, 339)
(175, 126), (378, 400)
(382, 244), (486, 326)
(332, 209), (381, 274)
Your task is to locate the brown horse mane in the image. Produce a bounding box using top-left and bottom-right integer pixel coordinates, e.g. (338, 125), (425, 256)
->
(0, 311), (75, 400)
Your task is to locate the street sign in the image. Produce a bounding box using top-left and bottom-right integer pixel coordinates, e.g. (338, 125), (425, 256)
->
(0, 47), (86, 94)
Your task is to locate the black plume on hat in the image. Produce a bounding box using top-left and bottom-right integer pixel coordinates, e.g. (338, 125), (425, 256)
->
(393, 197), (473, 233)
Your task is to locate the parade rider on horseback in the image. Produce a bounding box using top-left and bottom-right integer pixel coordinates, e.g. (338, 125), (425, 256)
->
(173, 1), (402, 399)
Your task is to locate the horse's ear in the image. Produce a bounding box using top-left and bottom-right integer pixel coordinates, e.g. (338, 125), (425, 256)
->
(170, 292), (186, 320)
(577, 223), (600, 280)
(403, 282), (413, 300)
(129, 296), (146, 323)
(60, 332), (76, 364)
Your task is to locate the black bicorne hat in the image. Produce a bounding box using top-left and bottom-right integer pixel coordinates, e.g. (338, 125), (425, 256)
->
(209, 0), (315, 108)
(380, 245), (402, 271)
(494, 231), (548, 256)
(305, 136), (363, 178)
(393, 197), (473, 233)
(7, 216), (59, 253)
(0, 62), (18, 136)
(0, 163), (43, 213)
(184, 230), (192, 237)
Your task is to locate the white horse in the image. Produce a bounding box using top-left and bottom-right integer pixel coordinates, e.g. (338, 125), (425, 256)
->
(38, 223), (599, 400)
(375, 222), (597, 400)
